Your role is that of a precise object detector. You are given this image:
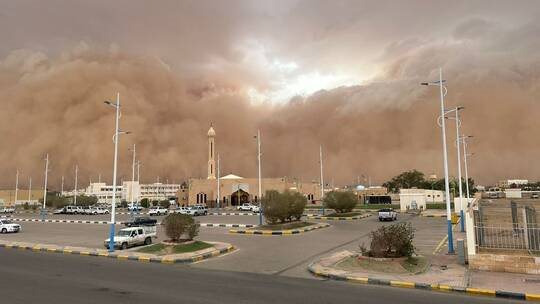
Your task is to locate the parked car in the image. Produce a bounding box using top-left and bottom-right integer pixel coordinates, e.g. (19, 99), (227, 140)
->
(532, 193), (539, 199)
(378, 208), (397, 221)
(0, 207), (15, 213)
(148, 207), (169, 216)
(88, 207), (109, 215)
(53, 208), (66, 214)
(64, 205), (84, 214)
(186, 205), (207, 216)
(0, 219), (21, 233)
(170, 207), (190, 215)
(124, 216), (157, 227)
(128, 203), (143, 212)
(237, 203), (260, 212)
(104, 226), (157, 250)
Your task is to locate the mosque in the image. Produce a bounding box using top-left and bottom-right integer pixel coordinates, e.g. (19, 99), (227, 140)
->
(180, 126), (322, 207)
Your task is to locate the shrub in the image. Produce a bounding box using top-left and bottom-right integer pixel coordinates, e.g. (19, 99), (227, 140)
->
(262, 190), (307, 224)
(323, 191), (358, 213)
(23, 203), (30, 210)
(162, 214), (199, 242)
(120, 200), (128, 208)
(362, 223), (416, 258)
(159, 200), (171, 208)
(140, 198), (150, 208)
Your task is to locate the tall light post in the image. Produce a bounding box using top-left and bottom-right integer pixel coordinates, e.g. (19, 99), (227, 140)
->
(104, 93), (131, 252)
(130, 144), (136, 208)
(41, 153), (49, 220)
(14, 170), (19, 207)
(461, 136), (473, 200)
(73, 165), (78, 206)
(319, 145), (325, 215)
(217, 154), (221, 209)
(255, 130), (263, 225)
(137, 161), (141, 182)
(421, 68), (454, 254)
(61, 175), (64, 195)
(28, 177), (32, 203)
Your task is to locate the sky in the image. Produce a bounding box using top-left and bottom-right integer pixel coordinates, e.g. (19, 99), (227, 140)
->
(0, 0), (539, 189)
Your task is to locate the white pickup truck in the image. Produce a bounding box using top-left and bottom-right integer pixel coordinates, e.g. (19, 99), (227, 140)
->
(0, 219), (21, 233)
(378, 208), (397, 221)
(104, 226), (157, 250)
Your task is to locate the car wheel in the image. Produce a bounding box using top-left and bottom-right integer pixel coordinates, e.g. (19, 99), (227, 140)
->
(121, 243), (128, 250)
(144, 237), (152, 245)
(1, 228), (7, 233)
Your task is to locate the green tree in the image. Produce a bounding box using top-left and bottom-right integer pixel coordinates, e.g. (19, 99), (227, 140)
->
(323, 191), (358, 213)
(73, 195), (98, 206)
(363, 223), (416, 258)
(262, 190), (307, 224)
(140, 198), (150, 208)
(383, 170), (427, 193)
(159, 200), (171, 208)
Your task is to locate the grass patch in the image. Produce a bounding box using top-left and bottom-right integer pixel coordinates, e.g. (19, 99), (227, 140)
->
(335, 256), (429, 274)
(251, 221), (314, 231)
(136, 241), (213, 255)
(323, 212), (363, 217)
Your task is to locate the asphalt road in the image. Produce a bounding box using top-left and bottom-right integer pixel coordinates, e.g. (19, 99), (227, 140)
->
(0, 248), (520, 304)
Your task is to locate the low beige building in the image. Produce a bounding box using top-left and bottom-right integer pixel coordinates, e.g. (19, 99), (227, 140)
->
(0, 189), (44, 206)
(181, 126), (322, 207)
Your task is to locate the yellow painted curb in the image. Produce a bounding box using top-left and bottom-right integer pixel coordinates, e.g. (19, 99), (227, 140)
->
(432, 284), (452, 292)
(526, 294), (540, 301)
(262, 231), (272, 235)
(161, 259), (175, 264)
(5, 244), (13, 249)
(466, 288), (495, 296)
(347, 277), (369, 284)
(245, 230), (255, 235)
(138, 256), (150, 262)
(117, 255), (129, 260)
(32, 246), (41, 251)
(80, 251), (90, 256)
(98, 252), (109, 257)
(390, 281), (415, 288)
(47, 248), (56, 252)
(62, 249), (72, 254)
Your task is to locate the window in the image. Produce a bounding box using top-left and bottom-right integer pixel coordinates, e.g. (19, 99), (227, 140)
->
(138, 229), (143, 234)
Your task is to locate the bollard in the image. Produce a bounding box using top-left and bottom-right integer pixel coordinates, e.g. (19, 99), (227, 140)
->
(457, 239), (466, 265)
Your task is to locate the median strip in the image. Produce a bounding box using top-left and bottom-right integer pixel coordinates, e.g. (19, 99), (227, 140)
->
(229, 223), (330, 236)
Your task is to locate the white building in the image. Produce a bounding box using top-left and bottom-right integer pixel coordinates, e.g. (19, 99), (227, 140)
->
(399, 189), (427, 212)
(67, 182), (182, 205)
(498, 179), (529, 188)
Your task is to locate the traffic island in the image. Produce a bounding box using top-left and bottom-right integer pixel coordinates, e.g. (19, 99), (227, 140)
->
(305, 212), (372, 220)
(308, 250), (540, 302)
(0, 239), (235, 264)
(229, 222), (330, 236)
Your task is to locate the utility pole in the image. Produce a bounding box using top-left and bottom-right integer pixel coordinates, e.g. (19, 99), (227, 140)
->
(14, 170), (19, 207)
(42, 154), (49, 220)
(74, 165), (78, 206)
(131, 144), (136, 204)
(320, 145), (325, 215)
(137, 161), (141, 182)
(61, 175), (64, 194)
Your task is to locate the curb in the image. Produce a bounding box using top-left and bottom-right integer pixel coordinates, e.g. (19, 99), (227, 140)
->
(307, 264), (540, 302)
(208, 212), (257, 216)
(229, 223), (330, 236)
(199, 223), (256, 228)
(421, 214), (447, 218)
(7, 218), (120, 225)
(0, 242), (235, 264)
(306, 214), (372, 221)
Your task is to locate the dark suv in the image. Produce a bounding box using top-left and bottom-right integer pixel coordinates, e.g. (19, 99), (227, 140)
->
(124, 216), (157, 227)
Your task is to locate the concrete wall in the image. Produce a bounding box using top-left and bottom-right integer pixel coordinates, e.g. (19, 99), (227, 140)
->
(469, 253), (540, 274)
(399, 193), (426, 212)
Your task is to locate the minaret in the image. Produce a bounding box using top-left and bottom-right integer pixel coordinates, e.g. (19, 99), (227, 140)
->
(207, 124), (216, 179)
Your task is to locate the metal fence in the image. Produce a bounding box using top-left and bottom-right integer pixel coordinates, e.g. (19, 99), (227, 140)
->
(474, 223), (540, 253)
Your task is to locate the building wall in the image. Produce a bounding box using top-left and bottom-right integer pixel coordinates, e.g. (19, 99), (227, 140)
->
(0, 189), (44, 206)
(187, 177), (321, 206)
(469, 254), (540, 274)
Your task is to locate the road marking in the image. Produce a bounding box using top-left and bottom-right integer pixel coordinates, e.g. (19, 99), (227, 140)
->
(432, 235), (448, 255)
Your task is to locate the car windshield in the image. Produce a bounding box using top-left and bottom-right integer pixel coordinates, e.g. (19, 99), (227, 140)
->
(379, 209), (392, 212)
(117, 230), (132, 236)
(2, 220), (13, 224)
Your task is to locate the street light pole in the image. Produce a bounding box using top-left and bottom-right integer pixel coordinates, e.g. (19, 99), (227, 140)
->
(137, 161), (141, 182)
(453, 108), (465, 233)
(131, 144), (136, 204)
(14, 170), (19, 207)
(105, 93), (130, 253)
(28, 177), (32, 203)
(421, 68), (454, 254)
(61, 175), (64, 195)
(461, 136), (473, 200)
(217, 153), (221, 209)
(74, 165), (78, 206)
(320, 145), (325, 215)
(42, 154), (49, 220)
(257, 130), (263, 226)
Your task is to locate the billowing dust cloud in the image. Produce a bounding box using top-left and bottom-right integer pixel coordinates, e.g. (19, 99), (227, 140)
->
(0, 11), (539, 188)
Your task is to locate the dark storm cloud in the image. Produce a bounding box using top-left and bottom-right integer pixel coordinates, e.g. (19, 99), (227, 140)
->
(0, 0), (539, 188)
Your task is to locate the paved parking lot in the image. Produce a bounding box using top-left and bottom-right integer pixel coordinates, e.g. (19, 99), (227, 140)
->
(0, 212), (448, 279)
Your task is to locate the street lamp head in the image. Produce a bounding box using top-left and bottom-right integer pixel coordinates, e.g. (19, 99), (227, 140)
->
(420, 82), (429, 86)
(104, 101), (111, 105)
(457, 106), (465, 111)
